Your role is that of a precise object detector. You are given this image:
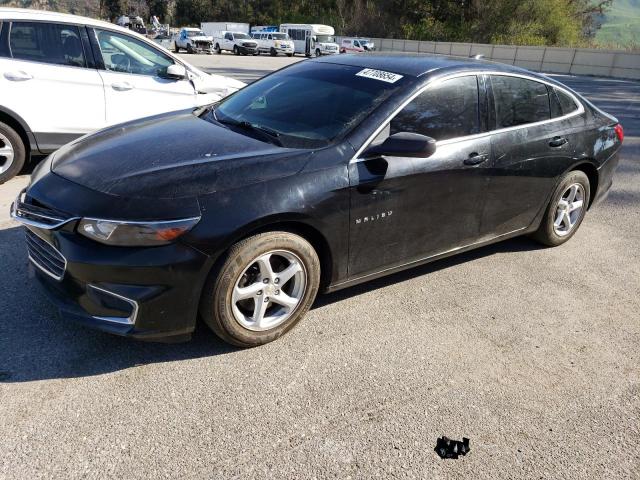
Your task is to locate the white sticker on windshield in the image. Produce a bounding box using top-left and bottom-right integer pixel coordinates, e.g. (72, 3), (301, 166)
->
(355, 68), (403, 84)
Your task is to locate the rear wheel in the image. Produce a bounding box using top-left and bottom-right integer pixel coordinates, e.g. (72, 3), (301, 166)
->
(200, 232), (320, 347)
(315, 48), (321, 57)
(532, 170), (590, 247)
(0, 121), (26, 185)
(215, 43), (221, 54)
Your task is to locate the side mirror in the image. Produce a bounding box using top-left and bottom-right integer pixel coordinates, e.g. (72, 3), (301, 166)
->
(165, 64), (186, 80)
(363, 132), (437, 159)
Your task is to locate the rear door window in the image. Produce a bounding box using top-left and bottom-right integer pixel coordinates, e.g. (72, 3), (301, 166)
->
(390, 75), (480, 141)
(9, 22), (86, 68)
(555, 88), (579, 115)
(490, 75), (550, 128)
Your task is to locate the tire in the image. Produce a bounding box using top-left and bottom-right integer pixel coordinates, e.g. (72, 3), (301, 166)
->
(315, 48), (321, 57)
(270, 47), (277, 57)
(174, 42), (179, 53)
(286, 53), (293, 57)
(200, 231), (321, 347)
(233, 45), (240, 56)
(215, 43), (221, 54)
(531, 170), (590, 247)
(186, 43), (193, 54)
(0, 121), (26, 185)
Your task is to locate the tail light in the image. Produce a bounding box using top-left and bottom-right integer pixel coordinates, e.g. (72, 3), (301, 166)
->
(614, 124), (624, 143)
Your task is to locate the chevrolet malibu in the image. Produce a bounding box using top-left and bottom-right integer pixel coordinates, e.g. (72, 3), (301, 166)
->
(11, 54), (623, 347)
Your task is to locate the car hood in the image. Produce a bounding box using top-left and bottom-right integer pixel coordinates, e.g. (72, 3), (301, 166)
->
(51, 111), (310, 200)
(190, 35), (213, 42)
(188, 67), (246, 95)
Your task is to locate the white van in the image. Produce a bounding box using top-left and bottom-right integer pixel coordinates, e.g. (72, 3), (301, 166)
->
(250, 31), (294, 57)
(279, 24), (339, 57)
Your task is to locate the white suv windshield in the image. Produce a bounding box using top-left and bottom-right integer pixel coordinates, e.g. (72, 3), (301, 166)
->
(234, 33), (250, 39)
(272, 33), (288, 40)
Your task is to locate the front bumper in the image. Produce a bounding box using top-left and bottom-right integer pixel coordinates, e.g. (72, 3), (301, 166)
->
(12, 185), (212, 341)
(238, 45), (258, 54)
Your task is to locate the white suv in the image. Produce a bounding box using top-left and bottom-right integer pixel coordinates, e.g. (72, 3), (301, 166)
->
(0, 8), (245, 184)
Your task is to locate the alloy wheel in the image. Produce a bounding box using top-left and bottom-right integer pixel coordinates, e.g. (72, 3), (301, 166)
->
(0, 132), (15, 175)
(553, 183), (585, 236)
(231, 250), (307, 331)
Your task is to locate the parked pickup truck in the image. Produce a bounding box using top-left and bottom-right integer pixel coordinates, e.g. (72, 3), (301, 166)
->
(214, 31), (258, 55)
(174, 27), (214, 54)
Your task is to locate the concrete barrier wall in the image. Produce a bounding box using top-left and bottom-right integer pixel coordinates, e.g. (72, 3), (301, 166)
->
(335, 37), (640, 80)
(154, 35), (639, 80)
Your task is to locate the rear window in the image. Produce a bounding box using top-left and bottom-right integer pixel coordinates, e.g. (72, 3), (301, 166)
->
(0, 22), (9, 58)
(9, 22), (86, 68)
(491, 75), (550, 129)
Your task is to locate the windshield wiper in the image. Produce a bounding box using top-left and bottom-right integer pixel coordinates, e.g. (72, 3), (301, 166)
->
(215, 114), (283, 146)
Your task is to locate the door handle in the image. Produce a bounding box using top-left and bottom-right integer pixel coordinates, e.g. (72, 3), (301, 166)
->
(112, 82), (134, 91)
(463, 152), (489, 166)
(4, 70), (33, 82)
(549, 136), (568, 147)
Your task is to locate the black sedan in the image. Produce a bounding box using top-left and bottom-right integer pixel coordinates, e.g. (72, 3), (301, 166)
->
(11, 54), (623, 347)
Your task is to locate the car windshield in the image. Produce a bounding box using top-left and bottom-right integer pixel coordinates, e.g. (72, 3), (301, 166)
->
(234, 33), (250, 39)
(209, 63), (408, 149)
(316, 35), (335, 43)
(359, 40), (369, 45)
(187, 30), (204, 37)
(272, 33), (288, 40)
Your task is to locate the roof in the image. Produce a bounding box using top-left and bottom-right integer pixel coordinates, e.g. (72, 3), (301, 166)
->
(315, 52), (533, 78)
(0, 7), (125, 31)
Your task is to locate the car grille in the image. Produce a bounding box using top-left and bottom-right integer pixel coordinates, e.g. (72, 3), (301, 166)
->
(195, 40), (211, 48)
(12, 189), (73, 229)
(25, 229), (66, 281)
(243, 42), (257, 48)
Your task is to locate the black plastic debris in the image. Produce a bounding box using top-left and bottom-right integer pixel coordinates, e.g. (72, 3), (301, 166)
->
(435, 436), (470, 459)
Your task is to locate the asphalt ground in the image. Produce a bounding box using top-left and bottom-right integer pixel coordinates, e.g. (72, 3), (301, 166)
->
(1, 54), (639, 479)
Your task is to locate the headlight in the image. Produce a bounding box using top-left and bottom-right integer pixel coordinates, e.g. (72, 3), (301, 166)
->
(78, 217), (200, 247)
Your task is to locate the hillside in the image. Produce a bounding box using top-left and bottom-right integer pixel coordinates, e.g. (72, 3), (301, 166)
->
(0, 0), (100, 17)
(595, 0), (640, 48)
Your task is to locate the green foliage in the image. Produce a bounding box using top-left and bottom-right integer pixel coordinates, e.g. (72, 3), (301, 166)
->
(595, 0), (640, 49)
(3, 0), (628, 48)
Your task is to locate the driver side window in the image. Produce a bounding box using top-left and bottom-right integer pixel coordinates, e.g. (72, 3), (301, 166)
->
(390, 75), (480, 141)
(95, 29), (173, 77)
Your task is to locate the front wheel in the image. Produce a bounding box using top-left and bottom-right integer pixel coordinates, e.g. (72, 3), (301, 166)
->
(200, 232), (321, 347)
(286, 53), (293, 57)
(270, 47), (277, 57)
(0, 121), (26, 184)
(186, 44), (193, 54)
(233, 45), (240, 55)
(532, 170), (590, 247)
(215, 43), (221, 54)
(315, 48), (321, 57)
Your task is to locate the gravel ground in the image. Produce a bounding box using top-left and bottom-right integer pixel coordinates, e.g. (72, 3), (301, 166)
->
(0, 55), (638, 479)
